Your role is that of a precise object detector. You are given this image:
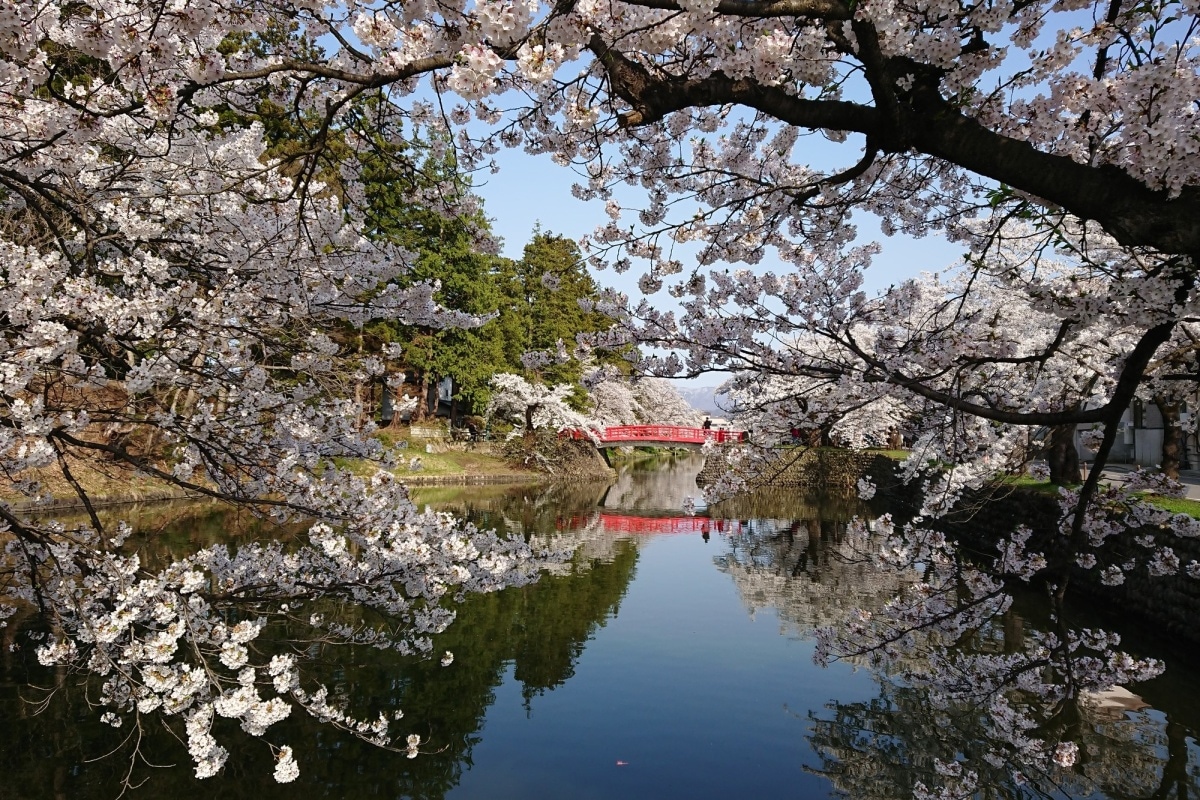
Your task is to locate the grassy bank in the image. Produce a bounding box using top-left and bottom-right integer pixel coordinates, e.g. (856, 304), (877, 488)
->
(0, 459), (202, 511)
(339, 436), (540, 483)
(997, 474), (1200, 518)
(2, 434), (544, 511)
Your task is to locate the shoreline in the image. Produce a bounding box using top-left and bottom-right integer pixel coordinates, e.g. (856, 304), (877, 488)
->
(4, 440), (610, 513)
(9, 472), (549, 514)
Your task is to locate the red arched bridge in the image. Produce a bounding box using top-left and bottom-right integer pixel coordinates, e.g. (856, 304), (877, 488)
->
(567, 425), (748, 449)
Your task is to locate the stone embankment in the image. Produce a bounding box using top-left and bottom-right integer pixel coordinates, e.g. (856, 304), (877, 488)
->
(704, 445), (1200, 653)
(869, 462), (1200, 655)
(500, 434), (616, 482)
(697, 447), (892, 492)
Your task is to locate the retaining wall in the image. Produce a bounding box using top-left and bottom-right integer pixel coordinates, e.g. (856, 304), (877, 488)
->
(696, 447), (891, 492)
(707, 447), (1200, 652)
(869, 463), (1200, 654)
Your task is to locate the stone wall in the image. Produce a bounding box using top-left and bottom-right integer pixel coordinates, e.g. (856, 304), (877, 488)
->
(871, 468), (1200, 654)
(501, 434), (616, 481)
(694, 450), (727, 487)
(696, 447), (891, 493)
(709, 448), (1200, 653)
(949, 491), (1200, 654)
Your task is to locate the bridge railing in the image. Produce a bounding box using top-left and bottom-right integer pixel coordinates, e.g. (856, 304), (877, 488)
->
(599, 425), (747, 444)
(602, 425), (705, 443)
(564, 425), (747, 444)
(597, 514), (743, 535)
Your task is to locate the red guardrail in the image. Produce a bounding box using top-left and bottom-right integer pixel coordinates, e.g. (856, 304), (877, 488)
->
(597, 514), (743, 535)
(567, 425), (747, 444)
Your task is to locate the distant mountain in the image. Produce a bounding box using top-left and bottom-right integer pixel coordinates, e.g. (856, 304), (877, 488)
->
(675, 385), (727, 415)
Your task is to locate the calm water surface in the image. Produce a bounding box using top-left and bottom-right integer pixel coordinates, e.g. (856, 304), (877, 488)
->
(2, 454), (1198, 799)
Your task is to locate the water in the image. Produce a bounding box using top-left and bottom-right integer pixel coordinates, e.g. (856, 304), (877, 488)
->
(1, 454), (1198, 798)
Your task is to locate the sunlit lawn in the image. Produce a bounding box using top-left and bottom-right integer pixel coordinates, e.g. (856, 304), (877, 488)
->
(999, 474), (1200, 518)
(334, 442), (535, 480)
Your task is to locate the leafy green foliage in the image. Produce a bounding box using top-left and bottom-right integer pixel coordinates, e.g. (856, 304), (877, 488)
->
(495, 230), (619, 387)
(203, 29), (619, 416)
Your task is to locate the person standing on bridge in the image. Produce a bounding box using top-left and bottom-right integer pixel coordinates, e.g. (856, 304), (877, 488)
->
(702, 417), (712, 430)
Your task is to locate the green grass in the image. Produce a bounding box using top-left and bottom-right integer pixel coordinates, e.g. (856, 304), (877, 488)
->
(329, 431), (541, 480)
(865, 449), (913, 460)
(997, 474), (1200, 518)
(996, 474), (1077, 494)
(388, 446), (532, 478)
(1141, 495), (1200, 519)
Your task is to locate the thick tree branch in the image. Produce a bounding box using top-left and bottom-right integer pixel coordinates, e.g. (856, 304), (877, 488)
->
(617, 0), (853, 18)
(588, 36), (1200, 255)
(588, 35), (878, 130)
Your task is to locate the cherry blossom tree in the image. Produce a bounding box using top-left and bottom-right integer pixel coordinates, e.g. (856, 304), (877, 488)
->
(10, 0), (1187, 494)
(631, 376), (706, 426)
(485, 372), (597, 433)
(707, 236), (1140, 465)
(719, 361), (917, 449)
(584, 375), (642, 426)
(585, 369), (702, 426)
(0, 4), (555, 786)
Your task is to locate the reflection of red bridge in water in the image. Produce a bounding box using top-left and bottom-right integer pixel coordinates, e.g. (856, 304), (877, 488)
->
(567, 425), (748, 449)
(558, 513), (745, 536)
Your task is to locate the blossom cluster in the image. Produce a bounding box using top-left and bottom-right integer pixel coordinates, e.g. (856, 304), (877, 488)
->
(814, 508), (1166, 794)
(0, 2), (547, 781)
(21, 473), (553, 780)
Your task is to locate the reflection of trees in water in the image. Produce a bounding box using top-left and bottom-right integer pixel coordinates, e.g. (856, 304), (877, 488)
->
(415, 481), (645, 569)
(0, 502), (639, 800)
(713, 502), (918, 636)
(601, 453), (707, 512)
(35, 500), (310, 562)
(711, 492), (1200, 800)
(414, 480), (611, 539)
(711, 489), (868, 522)
(809, 672), (1199, 800)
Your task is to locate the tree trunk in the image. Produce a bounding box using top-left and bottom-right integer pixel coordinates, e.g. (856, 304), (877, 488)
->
(1003, 610), (1024, 655)
(354, 335), (365, 429)
(353, 380), (364, 430)
(414, 369), (429, 422)
(1154, 396), (1182, 479)
(1047, 424), (1081, 485)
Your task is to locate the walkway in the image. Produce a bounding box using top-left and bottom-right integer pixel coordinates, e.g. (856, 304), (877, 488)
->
(1096, 463), (1200, 501)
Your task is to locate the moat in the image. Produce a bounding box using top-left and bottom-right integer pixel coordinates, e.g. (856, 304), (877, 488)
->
(1, 454), (1197, 799)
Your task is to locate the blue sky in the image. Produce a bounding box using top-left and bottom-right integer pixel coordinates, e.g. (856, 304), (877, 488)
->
(473, 138), (967, 299)
(470, 143), (966, 389)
